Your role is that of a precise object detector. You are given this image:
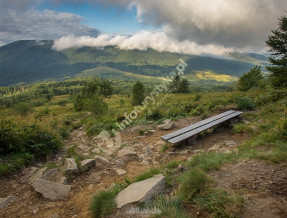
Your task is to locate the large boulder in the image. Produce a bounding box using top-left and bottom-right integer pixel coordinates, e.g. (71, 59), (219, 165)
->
(81, 159), (96, 169)
(64, 158), (78, 176)
(31, 179), (71, 200)
(115, 174), (165, 208)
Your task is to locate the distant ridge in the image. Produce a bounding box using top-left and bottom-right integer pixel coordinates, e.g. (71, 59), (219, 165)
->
(0, 40), (267, 86)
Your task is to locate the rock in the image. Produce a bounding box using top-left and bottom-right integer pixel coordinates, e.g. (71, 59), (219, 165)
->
(92, 147), (101, 153)
(149, 130), (157, 133)
(138, 154), (145, 160)
(118, 149), (137, 158)
(162, 119), (171, 124)
(65, 158), (78, 176)
(177, 164), (185, 172)
(0, 196), (14, 210)
(148, 144), (155, 149)
(59, 176), (68, 185)
(242, 119), (251, 124)
(208, 144), (221, 151)
(219, 148), (232, 154)
(193, 149), (204, 154)
(188, 156), (193, 161)
(179, 150), (189, 155)
(88, 184), (94, 191)
(104, 150), (114, 156)
(144, 147), (153, 156)
(116, 169), (127, 176)
(31, 179), (71, 200)
(28, 167), (47, 184)
(42, 168), (60, 181)
(115, 174), (165, 208)
(88, 173), (102, 183)
(158, 121), (175, 130)
(141, 160), (150, 166)
(81, 159), (96, 169)
(225, 141), (237, 147)
(94, 155), (112, 165)
(267, 150), (273, 155)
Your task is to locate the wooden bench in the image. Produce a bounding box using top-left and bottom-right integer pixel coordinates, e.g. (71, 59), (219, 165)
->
(161, 110), (243, 145)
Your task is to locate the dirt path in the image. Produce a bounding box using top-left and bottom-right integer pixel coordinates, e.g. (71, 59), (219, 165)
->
(0, 116), (286, 218)
(210, 160), (287, 218)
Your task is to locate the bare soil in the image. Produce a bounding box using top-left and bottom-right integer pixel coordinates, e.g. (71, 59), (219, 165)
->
(0, 116), (286, 218)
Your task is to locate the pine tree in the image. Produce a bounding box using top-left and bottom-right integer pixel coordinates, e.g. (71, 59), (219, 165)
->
(132, 81), (145, 106)
(266, 15), (287, 88)
(237, 66), (263, 91)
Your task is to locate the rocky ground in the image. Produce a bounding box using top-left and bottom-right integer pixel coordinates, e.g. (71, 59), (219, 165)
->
(0, 116), (286, 218)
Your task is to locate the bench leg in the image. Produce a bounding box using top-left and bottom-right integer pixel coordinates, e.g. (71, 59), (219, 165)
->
(188, 137), (197, 146)
(230, 118), (236, 127)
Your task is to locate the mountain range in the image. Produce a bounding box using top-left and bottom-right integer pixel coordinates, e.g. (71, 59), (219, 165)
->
(0, 40), (269, 87)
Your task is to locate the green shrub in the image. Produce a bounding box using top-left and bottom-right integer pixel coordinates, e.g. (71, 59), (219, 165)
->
(194, 94), (201, 102)
(236, 97), (255, 111)
(145, 109), (163, 121)
(280, 118), (287, 139)
(13, 102), (33, 116)
(138, 129), (145, 136)
(56, 100), (69, 107)
(0, 120), (62, 173)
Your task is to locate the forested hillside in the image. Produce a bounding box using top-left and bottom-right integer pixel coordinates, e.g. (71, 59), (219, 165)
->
(0, 40), (266, 86)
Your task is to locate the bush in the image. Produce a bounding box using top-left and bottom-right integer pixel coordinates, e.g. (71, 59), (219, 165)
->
(13, 102), (33, 116)
(0, 120), (62, 160)
(280, 118), (287, 139)
(236, 97), (255, 111)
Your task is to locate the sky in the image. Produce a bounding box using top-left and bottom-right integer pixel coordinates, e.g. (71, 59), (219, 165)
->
(0, 0), (287, 55)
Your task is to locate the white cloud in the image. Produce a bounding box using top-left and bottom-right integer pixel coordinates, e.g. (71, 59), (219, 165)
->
(0, 1), (99, 44)
(53, 31), (234, 55)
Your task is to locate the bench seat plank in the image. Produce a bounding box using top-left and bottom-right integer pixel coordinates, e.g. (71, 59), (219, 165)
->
(168, 111), (242, 144)
(161, 110), (236, 141)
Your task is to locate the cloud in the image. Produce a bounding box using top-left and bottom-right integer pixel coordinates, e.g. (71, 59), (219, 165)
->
(131, 0), (287, 50)
(52, 31), (234, 56)
(62, 0), (285, 51)
(0, 0), (99, 44)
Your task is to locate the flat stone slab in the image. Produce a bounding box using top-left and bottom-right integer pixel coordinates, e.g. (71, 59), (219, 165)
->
(65, 158), (78, 175)
(31, 179), (71, 200)
(118, 149), (137, 158)
(0, 196), (14, 210)
(28, 167), (47, 184)
(115, 174), (165, 208)
(116, 169), (127, 176)
(81, 159), (96, 168)
(94, 155), (112, 164)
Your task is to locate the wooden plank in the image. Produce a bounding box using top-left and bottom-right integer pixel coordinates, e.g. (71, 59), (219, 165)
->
(161, 110), (236, 141)
(168, 111), (242, 144)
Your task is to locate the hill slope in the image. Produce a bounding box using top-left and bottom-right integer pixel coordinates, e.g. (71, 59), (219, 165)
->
(0, 40), (267, 86)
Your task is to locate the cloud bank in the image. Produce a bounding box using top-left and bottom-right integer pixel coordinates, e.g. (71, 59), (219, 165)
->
(0, 0), (99, 44)
(53, 31), (234, 56)
(131, 0), (287, 50)
(55, 0), (287, 51)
